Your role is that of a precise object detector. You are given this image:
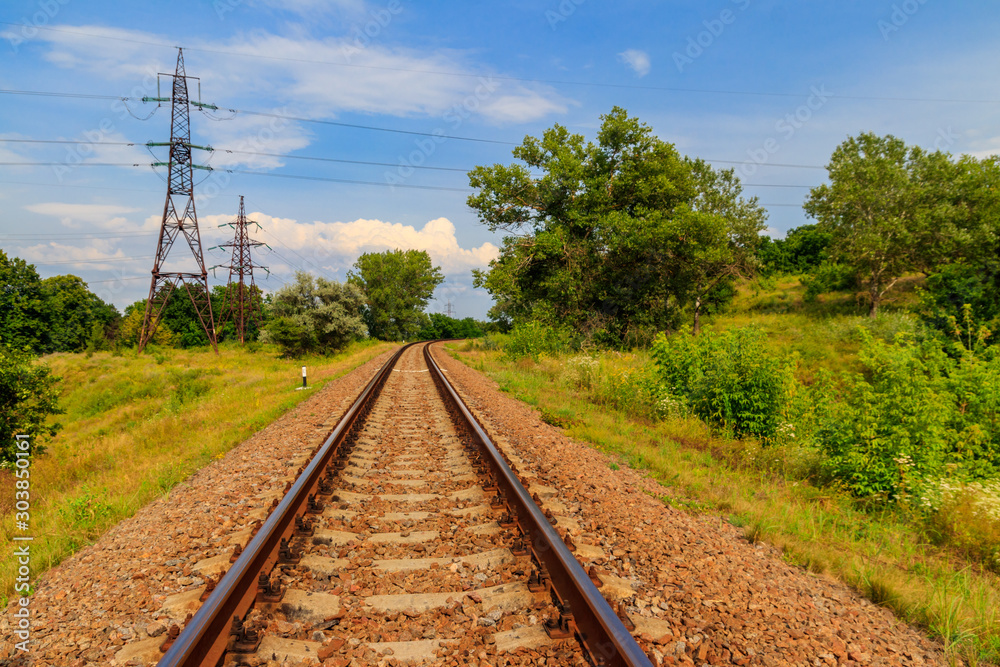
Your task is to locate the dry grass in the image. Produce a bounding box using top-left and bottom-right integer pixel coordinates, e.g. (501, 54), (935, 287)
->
(0, 340), (395, 601)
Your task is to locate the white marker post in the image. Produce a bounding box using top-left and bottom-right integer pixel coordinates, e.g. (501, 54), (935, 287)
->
(302, 366), (307, 389)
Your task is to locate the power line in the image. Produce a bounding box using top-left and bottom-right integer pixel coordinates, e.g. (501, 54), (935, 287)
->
(0, 138), (472, 172)
(0, 89), (516, 146)
(3, 22), (998, 105)
(0, 161), (817, 191)
(0, 138), (832, 171)
(30, 255), (153, 265)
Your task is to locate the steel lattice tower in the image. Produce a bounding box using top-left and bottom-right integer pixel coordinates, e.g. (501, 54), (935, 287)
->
(139, 48), (217, 353)
(213, 196), (268, 344)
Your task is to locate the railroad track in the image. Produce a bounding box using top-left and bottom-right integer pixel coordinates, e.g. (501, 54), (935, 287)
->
(157, 342), (651, 666)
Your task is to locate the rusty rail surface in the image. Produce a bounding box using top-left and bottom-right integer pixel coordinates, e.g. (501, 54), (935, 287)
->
(157, 343), (413, 666)
(424, 343), (652, 667)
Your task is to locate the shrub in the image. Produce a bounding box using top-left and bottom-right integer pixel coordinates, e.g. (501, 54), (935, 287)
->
(801, 261), (858, 302)
(651, 326), (796, 443)
(501, 321), (576, 360)
(811, 330), (1000, 499)
(0, 344), (62, 464)
(263, 316), (316, 358)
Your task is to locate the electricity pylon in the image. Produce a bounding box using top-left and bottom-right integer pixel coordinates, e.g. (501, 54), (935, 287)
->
(211, 196), (269, 344)
(139, 47), (218, 353)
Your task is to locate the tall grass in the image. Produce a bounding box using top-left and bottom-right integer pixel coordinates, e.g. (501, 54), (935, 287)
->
(0, 340), (395, 602)
(451, 340), (1000, 664)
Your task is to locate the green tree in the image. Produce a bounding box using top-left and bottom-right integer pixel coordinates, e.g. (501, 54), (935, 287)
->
(0, 251), (45, 352)
(348, 250), (444, 341)
(680, 159), (767, 333)
(265, 271), (366, 355)
(805, 133), (956, 316)
(118, 303), (174, 348)
(39, 275), (119, 353)
(757, 224), (832, 275)
(468, 107), (764, 341)
(416, 313), (485, 340)
(0, 343), (62, 464)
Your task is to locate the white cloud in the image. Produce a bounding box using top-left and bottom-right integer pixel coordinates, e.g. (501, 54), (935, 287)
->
(36, 25), (569, 129)
(17, 240), (145, 272)
(199, 212), (498, 277)
(25, 202), (143, 230)
(963, 136), (1000, 159)
(618, 49), (651, 77)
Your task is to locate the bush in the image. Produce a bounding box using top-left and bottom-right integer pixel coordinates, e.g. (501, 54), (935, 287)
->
(263, 316), (316, 358)
(0, 344), (62, 464)
(801, 261), (858, 302)
(501, 321), (577, 360)
(919, 263), (1000, 349)
(811, 331), (1000, 499)
(651, 326), (796, 443)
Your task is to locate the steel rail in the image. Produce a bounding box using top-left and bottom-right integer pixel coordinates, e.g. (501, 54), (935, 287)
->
(424, 343), (653, 667)
(157, 343), (414, 667)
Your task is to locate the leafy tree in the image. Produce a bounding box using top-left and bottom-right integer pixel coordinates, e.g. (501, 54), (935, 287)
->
(758, 224), (833, 275)
(265, 271), (366, 355)
(213, 283), (266, 344)
(416, 313), (485, 340)
(117, 304), (174, 348)
(679, 159), (767, 332)
(39, 275), (119, 353)
(468, 107), (765, 340)
(805, 133), (958, 316)
(0, 343), (62, 464)
(348, 250), (444, 341)
(0, 251), (45, 352)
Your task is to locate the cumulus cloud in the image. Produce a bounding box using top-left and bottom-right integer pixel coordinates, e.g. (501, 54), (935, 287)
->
(24, 202), (143, 230)
(200, 213), (498, 277)
(618, 49), (651, 77)
(17, 239), (146, 272)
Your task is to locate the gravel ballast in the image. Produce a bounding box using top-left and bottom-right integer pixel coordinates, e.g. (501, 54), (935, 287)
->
(1, 344), (951, 666)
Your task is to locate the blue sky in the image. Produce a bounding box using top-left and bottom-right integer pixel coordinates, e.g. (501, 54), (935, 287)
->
(1, 0), (998, 319)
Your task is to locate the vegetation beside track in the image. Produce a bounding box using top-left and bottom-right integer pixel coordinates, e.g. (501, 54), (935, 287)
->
(0, 339), (395, 603)
(447, 277), (1000, 665)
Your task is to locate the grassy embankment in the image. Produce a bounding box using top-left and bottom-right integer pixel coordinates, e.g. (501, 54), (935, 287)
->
(0, 340), (396, 603)
(448, 275), (1000, 665)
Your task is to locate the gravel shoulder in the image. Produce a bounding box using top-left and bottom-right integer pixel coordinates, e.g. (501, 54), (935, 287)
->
(431, 343), (949, 667)
(0, 348), (398, 667)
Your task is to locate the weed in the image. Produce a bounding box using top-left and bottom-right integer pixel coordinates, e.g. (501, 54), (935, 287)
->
(743, 520), (767, 544)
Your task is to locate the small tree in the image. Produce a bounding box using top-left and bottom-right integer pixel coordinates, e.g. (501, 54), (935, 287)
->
(265, 272), (367, 356)
(348, 250), (444, 341)
(805, 133), (943, 316)
(0, 343), (62, 464)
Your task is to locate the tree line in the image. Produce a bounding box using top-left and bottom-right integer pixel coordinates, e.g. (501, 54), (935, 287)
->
(469, 111), (1000, 346)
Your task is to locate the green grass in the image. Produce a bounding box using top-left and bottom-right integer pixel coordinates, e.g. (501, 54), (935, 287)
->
(0, 340), (396, 603)
(449, 319), (1000, 664)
